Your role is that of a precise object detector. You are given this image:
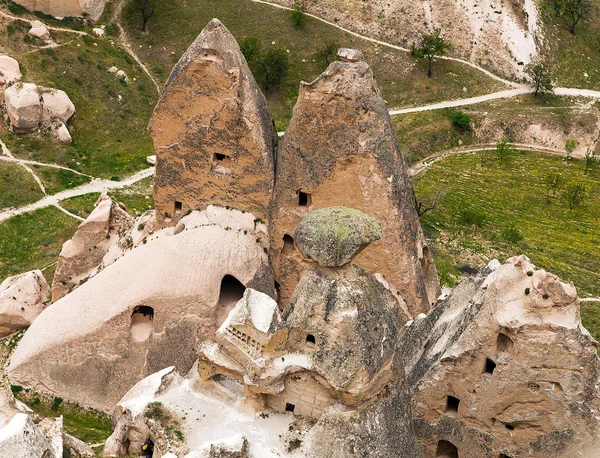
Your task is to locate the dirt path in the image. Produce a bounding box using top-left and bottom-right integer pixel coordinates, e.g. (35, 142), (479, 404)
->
(0, 167), (154, 223)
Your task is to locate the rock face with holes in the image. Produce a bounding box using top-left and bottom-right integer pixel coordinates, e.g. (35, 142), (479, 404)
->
(149, 19), (277, 228)
(0, 270), (50, 337)
(9, 207), (275, 411)
(270, 49), (439, 314)
(52, 194), (134, 301)
(14, 0), (107, 21)
(402, 256), (600, 458)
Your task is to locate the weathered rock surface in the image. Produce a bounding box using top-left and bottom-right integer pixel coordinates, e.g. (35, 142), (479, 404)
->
(4, 83), (42, 132)
(63, 432), (94, 457)
(0, 270), (50, 337)
(0, 413), (55, 458)
(270, 49), (438, 313)
(293, 207), (382, 267)
(0, 56), (22, 85)
(52, 194), (134, 301)
(10, 207), (275, 411)
(52, 122), (72, 143)
(402, 256), (600, 457)
(28, 20), (50, 40)
(13, 0), (107, 20)
(41, 89), (75, 122)
(149, 18), (277, 227)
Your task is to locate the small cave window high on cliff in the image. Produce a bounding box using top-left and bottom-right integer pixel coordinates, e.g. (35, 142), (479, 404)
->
(212, 152), (232, 168)
(297, 191), (311, 207)
(215, 275), (246, 326)
(174, 201), (183, 215)
(497, 333), (514, 353)
(484, 358), (497, 374)
(306, 334), (316, 348)
(130, 305), (154, 343)
(282, 234), (294, 254)
(436, 440), (459, 458)
(446, 395), (460, 414)
(499, 454), (513, 458)
(285, 402), (295, 413)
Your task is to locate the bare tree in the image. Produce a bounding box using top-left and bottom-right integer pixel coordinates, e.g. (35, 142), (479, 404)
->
(413, 189), (445, 217)
(549, 0), (592, 35)
(563, 183), (586, 211)
(134, 0), (156, 32)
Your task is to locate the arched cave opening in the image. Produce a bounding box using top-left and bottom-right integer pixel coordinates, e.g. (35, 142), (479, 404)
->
(215, 275), (246, 326)
(497, 333), (514, 353)
(282, 234), (295, 254)
(446, 395), (460, 414)
(297, 191), (311, 207)
(130, 305), (154, 343)
(484, 358), (497, 375)
(436, 440), (459, 458)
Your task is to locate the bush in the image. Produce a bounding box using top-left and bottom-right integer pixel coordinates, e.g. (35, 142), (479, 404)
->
(501, 225), (524, 244)
(10, 385), (23, 394)
(290, 1), (307, 27)
(315, 41), (339, 69)
(458, 207), (486, 227)
(255, 48), (289, 90)
(450, 111), (472, 132)
(239, 37), (262, 63)
(52, 396), (63, 411)
(563, 183), (586, 211)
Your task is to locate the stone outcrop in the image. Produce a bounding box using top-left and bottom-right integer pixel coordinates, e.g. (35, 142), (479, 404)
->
(402, 256), (600, 457)
(292, 207), (382, 267)
(28, 20), (50, 40)
(5, 83), (75, 134)
(270, 48), (438, 314)
(9, 207), (275, 411)
(13, 0), (108, 21)
(0, 413), (55, 458)
(52, 194), (134, 301)
(0, 270), (50, 337)
(149, 19), (277, 227)
(0, 56), (22, 85)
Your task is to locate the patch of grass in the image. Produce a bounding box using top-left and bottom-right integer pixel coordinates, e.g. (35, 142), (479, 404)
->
(31, 166), (91, 195)
(121, 0), (503, 130)
(14, 389), (112, 444)
(0, 162), (45, 210)
(415, 151), (600, 301)
(109, 176), (154, 216)
(0, 206), (80, 283)
(581, 301), (600, 342)
(60, 193), (101, 219)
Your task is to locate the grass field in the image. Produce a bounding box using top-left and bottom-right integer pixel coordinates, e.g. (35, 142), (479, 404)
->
(0, 162), (44, 210)
(415, 151), (600, 299)
(121, 0), (504, 130)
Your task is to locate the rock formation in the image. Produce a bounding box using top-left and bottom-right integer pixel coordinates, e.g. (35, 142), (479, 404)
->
(149, 19), (277, 228)
(9, 206), (275, 411)
(0, 270), (50, 337)
(52, 194), (134, 301)
(13, 0), (107, 21)
(270, 49), (438, 314)
(28, 20), (50, 40)
(403, 256), (600, 457)
(0, 56), (22, 85)
(0, 413), (55, 458)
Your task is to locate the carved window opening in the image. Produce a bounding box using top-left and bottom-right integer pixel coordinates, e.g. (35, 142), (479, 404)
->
(130, 305), (154, 343)
(215, 275), (246, 327)
(497, 333), (514, 353)
(306, 334), (316, 348)
(484, 358), (497, 374)
(283, 234), (295, 254)
(298, 191), (311, 207)
(285, 402), (295, 413)
(174, 201), (183, 215)
(446, 395), (460, 414)
(436, 440), (458, 458)
(212, 153), (232, 172)
(505, 424), (515, 431)
(499, 454), (512, 458)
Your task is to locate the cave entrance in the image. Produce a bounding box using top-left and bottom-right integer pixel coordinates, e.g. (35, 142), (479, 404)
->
(130, 305), (154, 343)
(283, 234), (294, 254)
(436, 440), (459, 458)
(215, 275), (246, 326)
(297, 191), (311, 207)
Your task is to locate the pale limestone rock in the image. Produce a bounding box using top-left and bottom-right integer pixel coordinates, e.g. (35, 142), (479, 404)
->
(37, 417), (63, 458)
(92, 27), (104, 37)
(149, 18), (276, 228)
(146, 155), (156, 165)
(9, 207), (275, 411)
(13, 0), (107, 21)
(63, 433), (94, 457)
(0, 413), (54, 458)
(270, 49), (439, 314)
(4, 83), (42, 132)
(28, 21), (50, 40)
(336, 48), (363, 62)
(0, 56), (22, 85)
(185, 435), (251, 457)
(403, 256), (600, 457)
(41, 89), (75, 122)
(52, 122), (72, 143)
(0, 270), (50, 337)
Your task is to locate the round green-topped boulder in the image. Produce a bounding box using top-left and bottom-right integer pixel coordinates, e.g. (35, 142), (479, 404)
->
(293, 207), (383, 267)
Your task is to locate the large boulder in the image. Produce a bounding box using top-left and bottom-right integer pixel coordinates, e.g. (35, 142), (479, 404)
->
(4, 83), (42, 132)
(270, 48), (439, 314)
(293, 207), (382, 267)
(149, 18), (277, 228)
(41, 89), (75, 123)
(9, 207), (275, 411)
(403, 256), (600, 457)
(0, 56), (22, 85)
(0, 413), (55, 458)
(27, 20), (49, 40)
(0, 270), (50, 337)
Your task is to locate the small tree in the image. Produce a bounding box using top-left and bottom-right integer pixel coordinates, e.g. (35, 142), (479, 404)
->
(525, 58), (553, 96)
(563, 183), (586, 211)
(565, 138), (577, 158)
(543, 172), (565, 201)
(133, 0), (156, 32)
(315, 41), (339, 69)
(411, 28), (451, 78)
(239, 37), (262, 63)
(549, 0), (592, 35)
(256, 48), (289, 90)
(290, 1), (307, 28)
(413, 189), (445, 217)
(495, 138), (517, 166)
(584, 149), (599, 173)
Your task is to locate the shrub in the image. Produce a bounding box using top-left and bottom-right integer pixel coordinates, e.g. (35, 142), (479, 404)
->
(315, 41), (339, 69)
(501, 225), (524, 244)
(10, 385), (23, 394)
(239, 37), (262, 63)
(255, 48), (289, 90)
(458, 207), (486, 227)
(450, 111), (472, 132)
(290, 1), (307, 27)
(52, 396), (63, 410)
(563, 183), (586, 211)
